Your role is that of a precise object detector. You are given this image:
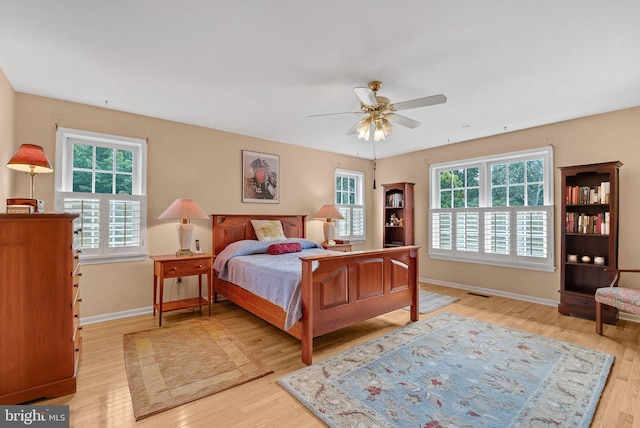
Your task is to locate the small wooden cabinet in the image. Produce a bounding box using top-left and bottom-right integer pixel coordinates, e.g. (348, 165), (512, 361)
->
(151, 254), (213, 326)
(0, 213), (81, 404)
(382, 182), (414, 248)
(559, 161), (622, 324)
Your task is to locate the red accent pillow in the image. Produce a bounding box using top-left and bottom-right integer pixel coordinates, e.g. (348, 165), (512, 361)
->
(268, 242), (302, 255)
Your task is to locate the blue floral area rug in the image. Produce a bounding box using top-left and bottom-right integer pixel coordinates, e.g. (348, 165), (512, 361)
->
(279, 312), (613, 428)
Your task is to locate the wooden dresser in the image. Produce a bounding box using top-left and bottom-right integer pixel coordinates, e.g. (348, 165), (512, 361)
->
(0, 213), (81, 404)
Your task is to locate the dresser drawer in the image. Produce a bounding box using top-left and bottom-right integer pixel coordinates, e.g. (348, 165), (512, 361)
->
(72, 283), (81, 307)
(72, 250), (81, 363)
(162, 259), (210, 277)
(73, 329), (82, 376)
(72, 311), (81, 342)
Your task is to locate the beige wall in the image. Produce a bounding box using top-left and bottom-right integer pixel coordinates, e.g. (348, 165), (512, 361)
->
(0, 68), (16, 212)
(376, 107), (640, 301)
(5, 80), (640, 319)
(11, 93), (375, 318)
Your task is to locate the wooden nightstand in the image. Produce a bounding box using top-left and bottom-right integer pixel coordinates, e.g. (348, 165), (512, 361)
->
(150, 254), (214, 326)
(321, 243), (352, 252)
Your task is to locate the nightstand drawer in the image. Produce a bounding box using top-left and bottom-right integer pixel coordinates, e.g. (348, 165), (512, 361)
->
(162, 259), (210, 277)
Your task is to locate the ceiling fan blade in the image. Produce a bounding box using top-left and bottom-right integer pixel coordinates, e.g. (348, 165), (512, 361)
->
(387, 113), (421, 128)
(354, 87), (378, 106)
(390, 94), (447, 111)
(309, 111), (361, 118)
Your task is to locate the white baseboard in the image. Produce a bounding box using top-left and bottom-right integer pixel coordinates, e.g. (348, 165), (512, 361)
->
(81, 298), (228, 325)
(421, 276), (640, 324)
(81, 281), (640, 326)
(81, 306), (153, 325)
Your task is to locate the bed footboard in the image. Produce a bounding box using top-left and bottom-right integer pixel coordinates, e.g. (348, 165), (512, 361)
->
(299, 246), (419, 365)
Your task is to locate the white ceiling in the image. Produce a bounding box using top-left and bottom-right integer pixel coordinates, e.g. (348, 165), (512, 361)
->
(2, 1), (639, 159)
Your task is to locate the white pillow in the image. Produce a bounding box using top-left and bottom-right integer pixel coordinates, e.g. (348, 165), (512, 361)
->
(250, 219), (287, 242)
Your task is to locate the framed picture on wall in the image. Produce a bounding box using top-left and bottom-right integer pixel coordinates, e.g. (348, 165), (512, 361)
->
(242, 150), (279, 203)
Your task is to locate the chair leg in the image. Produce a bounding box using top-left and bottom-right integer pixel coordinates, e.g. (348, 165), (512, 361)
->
(595, 301), (603, 335)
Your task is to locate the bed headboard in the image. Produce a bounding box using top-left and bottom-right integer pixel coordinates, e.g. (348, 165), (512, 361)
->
(211, 214), (307, 255)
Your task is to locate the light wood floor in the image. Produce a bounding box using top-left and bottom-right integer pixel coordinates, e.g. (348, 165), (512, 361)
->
(38, 283), (640, 427)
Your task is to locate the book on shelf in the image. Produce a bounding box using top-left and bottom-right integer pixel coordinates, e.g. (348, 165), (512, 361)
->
(600, 181), (610, 204)
(386, 192), (404, 207)
(565, 211), (609, 235)
(565, 181), (610, 205)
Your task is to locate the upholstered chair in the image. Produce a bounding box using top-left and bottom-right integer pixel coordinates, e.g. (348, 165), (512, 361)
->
(595, 269), (640, 334)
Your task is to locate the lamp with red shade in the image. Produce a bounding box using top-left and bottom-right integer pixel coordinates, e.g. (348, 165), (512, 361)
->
(6, 144), (54, 212)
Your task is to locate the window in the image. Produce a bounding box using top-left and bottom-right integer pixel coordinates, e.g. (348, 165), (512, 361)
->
(429, 147), (554, 271)
(334, 169), (365, 243)
(55, 127), (147, 264)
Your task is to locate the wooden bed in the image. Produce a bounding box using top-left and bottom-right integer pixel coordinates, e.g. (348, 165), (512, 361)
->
(211, 214), (420, 365)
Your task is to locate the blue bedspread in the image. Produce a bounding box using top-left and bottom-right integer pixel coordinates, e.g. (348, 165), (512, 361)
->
(213, 238), (328, 330)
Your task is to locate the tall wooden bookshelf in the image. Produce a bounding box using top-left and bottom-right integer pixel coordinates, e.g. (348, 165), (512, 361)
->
(559, 161), (622, 324)
(382, 182), (414, 248)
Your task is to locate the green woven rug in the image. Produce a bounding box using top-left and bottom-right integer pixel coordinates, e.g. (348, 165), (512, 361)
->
(124, 318), (272, 420)
(279, 312), (613, 427)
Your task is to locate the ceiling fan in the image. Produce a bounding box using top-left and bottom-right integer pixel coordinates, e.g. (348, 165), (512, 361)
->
(310, 80), (447, 142)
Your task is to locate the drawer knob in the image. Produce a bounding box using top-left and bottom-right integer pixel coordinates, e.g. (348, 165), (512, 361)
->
(170, 267), (178, 271)
(196, 264), (203, 268)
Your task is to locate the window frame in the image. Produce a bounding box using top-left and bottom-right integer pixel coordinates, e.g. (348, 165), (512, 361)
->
(55, 127), (147, 264)
(429, 147), (554, 272)
(334, 168), (365, 243)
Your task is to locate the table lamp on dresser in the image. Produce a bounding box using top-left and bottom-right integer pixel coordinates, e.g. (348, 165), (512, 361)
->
(6, 144), (53, 213)
(159, 198), (209, 256)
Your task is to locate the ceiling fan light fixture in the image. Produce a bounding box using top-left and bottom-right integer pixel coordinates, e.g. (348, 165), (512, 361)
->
(373, 120), (386, 141)
(357, 117), (373, 140)
(356, 115), (394, 142)
(381, 117), (394, 134)
(371, 117), (394, 142)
